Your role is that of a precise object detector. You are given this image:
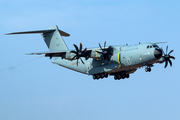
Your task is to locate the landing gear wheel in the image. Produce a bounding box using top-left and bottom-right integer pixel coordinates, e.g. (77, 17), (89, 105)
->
(126, 74), (130, 78)
(122, 74), (126, 79)
(96, 74), (100, 80)
(105, 73), (108, 78)
(145, 67), (151, 72)
(114, 75), (117, 80)
(100, 74), (104, 79)
(93, 75), (96, 80)
(117, 75), (121, 80)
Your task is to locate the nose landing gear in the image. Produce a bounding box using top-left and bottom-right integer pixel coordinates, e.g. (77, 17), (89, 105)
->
(145, 67), (151, 72)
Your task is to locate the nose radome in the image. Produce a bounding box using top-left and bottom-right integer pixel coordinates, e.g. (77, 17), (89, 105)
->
(154, 48), (162, 59)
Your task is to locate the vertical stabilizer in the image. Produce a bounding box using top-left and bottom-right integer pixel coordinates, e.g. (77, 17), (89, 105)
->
(41, 25), (69, 51)
(6, 25), (69, 51)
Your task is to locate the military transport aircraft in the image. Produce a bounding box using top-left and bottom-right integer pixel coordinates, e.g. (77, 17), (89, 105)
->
(6, 25), (175, 80)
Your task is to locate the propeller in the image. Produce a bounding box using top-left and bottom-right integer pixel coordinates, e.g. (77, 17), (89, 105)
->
(70, 43), (87, 66)
(96, 41), (113, 65)
(161, 45), (175, 68)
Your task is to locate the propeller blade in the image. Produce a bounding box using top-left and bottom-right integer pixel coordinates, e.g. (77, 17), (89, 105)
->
(106, 55), (110, 63)
(161, 47), (165, 55)
(166, 45), (168, 54)
(85, 56), (89, 60)
(71, 55), (77, 60)
(101, 55), (106, 65)
(97, 51), (103, 54)
(97, 41), (112, 64)
(168, 50), (174, 55)
(102, 59), (106, 65)
(108, 46), (112, 50)
(164, 60), (168, 68)
(169, 56), (175, 60)
(82, 47), (87, 53)
(71, 43), (88, 65)
(80, 58), (85, 64)
(168, 59), (172, 67)
(104, 41), (106, 49)
(161, 46), (175, 68)
(70, 50), (78, 54)
(103, 54), (106, 60)
(109, 52), (113, 55)
(73, 44), (79, 52)
(80, 42), (82, 52)
(77, 59), (78, 66)
(99, 43), (102, 50)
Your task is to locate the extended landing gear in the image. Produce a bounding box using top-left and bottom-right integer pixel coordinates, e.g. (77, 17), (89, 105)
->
(114, 73), (130, 80)
(93, 73), (130, 80)
(93, 73), (108, 80)
(145, 67), (151, 72)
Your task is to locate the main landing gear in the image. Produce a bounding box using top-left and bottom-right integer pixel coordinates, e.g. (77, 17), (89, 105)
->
(93, 73), (130, 80)
(114, 73), (130, 80)
(93, 73), (108, 80)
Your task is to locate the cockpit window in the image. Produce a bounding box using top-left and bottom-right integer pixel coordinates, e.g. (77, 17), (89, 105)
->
(147, 45), (159, 49)
(153, 45), (158, 48)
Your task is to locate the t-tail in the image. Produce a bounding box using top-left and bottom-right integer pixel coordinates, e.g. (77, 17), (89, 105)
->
(6, 25), (69, 51)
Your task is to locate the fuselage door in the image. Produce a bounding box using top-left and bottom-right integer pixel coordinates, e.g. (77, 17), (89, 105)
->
(85, 62), (91, 74)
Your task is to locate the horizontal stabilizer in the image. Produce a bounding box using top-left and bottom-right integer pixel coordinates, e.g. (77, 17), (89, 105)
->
(26, 51), (67, 59)
(6, 29), (70, 37)
(26, 51), (67, 55)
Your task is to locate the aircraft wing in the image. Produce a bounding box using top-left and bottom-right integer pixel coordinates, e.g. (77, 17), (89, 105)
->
(27, 49), (92, 59)
(108, 68), (138, 76)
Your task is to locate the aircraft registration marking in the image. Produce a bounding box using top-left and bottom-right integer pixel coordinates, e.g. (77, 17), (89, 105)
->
(118, 52), (121, 68)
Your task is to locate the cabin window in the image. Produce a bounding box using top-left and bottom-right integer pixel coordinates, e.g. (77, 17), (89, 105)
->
(147, 45), (149, 48)
(150, 46), (152, 48)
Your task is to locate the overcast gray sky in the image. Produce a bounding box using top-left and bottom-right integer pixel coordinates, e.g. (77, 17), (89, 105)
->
(0, 0), (180, 120)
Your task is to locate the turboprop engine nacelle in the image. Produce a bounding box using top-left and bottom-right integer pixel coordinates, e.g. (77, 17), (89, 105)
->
(89, 50), (102, 60)
(60, 51), (76, 60)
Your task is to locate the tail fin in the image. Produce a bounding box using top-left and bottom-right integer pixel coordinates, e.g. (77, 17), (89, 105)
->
(6, 25), (69, 51)
(41, 25), (69, 51)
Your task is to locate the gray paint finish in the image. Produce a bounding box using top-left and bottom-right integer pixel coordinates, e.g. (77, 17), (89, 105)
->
(6, 25), (173, 79)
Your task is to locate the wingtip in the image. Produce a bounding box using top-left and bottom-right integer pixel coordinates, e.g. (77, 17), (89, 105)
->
(26, 53), (32, 55)
(5, 33), (11, 35)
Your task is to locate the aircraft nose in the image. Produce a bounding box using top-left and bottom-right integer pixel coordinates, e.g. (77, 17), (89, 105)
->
(154, 48), (162, 59)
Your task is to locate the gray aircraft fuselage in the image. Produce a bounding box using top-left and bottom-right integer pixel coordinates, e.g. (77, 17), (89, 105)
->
(52, 43), (161, 76)
(6, 25), (174, 80)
